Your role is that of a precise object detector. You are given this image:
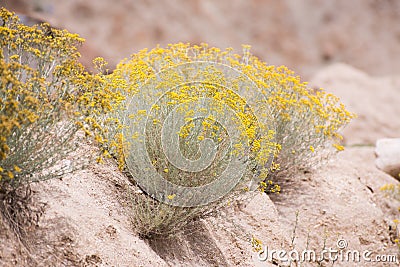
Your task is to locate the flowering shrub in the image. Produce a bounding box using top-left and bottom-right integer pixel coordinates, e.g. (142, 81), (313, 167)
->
(257, 66), (355, 176)
(98, 43), (354, 237)
(0, 8), (129, 242)
(0, 8), (119, 188)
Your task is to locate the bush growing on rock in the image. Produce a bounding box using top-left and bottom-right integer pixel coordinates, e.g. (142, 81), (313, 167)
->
(97, 43), (354, 237)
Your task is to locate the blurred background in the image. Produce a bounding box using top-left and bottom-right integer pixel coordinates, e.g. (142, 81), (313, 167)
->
(3, 0), (400, 79)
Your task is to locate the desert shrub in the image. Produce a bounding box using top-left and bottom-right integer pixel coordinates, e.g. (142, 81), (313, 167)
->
(0, 8), (122, 235)
(96, 43), (354, 237)
(0, 8), (121, 187)
(238, 57), (356, 177)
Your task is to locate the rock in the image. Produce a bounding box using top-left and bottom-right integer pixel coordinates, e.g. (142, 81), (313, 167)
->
(375, 138), (400, 179)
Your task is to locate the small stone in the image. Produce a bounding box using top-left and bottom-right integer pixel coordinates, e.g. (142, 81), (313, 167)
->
(375, 138), (400, 179)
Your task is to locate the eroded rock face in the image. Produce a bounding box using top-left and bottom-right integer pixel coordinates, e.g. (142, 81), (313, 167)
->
(375, 138), (400, 179)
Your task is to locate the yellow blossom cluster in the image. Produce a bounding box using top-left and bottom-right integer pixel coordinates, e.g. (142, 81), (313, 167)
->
(235, 53), (355, 175)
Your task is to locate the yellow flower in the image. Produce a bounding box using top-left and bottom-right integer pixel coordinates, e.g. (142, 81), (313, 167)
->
(167, 194), (176, 200)
(309, 145), (315, 153)
(251, 235), (263, 252)
(137, 110), (147, 116)
(131, 132), (139, 139)
(96, 157), (104, 164)
(9, 54), (19, 60)
(151, 104), (160, 110)
(14, 165), (21, 172)
(163, 168), (169, 173)
(333, 143), (345, 151)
